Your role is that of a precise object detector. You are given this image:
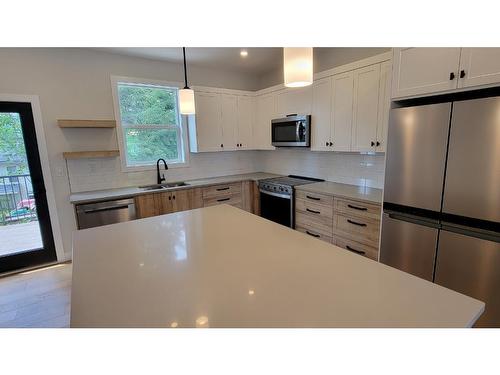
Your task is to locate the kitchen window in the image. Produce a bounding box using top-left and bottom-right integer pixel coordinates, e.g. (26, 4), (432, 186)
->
(112, 77), (188, 171)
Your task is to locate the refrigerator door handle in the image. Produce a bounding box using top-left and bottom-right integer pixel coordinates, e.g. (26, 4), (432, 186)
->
(384, 211), (440, 229)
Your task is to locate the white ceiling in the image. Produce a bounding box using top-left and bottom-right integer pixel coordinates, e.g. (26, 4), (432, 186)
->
(96, 47), (283, 75)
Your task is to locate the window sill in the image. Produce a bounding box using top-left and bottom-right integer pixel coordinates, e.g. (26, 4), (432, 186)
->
(121, 161), (190, 173)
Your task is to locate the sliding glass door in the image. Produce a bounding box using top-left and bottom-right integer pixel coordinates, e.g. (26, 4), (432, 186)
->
(0, 101), (56, 273)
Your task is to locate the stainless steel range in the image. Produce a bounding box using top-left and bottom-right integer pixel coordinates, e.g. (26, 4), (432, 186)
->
(259, 175), (324, 228)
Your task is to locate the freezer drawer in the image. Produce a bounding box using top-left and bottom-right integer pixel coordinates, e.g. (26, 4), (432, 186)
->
(435, 230), (500, 327)
(443, 97), (500, 223)
(380, 213), (439, 281)
(384, 103), (451, 211)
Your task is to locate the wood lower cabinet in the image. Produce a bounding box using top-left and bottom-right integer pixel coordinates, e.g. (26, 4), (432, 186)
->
(135, 194), (158, 218)
(294, 192), (381, 261)
(135, 187), (203, 219)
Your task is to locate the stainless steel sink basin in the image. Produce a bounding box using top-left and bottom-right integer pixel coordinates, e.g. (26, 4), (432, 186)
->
(139, 182), (189, 191)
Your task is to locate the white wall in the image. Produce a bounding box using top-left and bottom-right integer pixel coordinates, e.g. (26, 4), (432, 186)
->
(0, 48), (260, 259)
(256, 150), (385, 188)
(258, 47), (391, 89)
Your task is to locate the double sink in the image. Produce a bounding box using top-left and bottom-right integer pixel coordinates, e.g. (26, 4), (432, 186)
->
(139, 182), (190, 191)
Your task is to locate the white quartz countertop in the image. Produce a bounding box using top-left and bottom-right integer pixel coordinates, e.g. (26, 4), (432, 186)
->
(71, 205), (484, 328)
(69, 172), (280, 204)
(296, 181), (383, 204)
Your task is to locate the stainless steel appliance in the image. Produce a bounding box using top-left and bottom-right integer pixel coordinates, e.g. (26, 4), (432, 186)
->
(76, 198), (136, 229)
(259, 175), (323, 228)
(271, 115), (311, 147)
(380, 96), (500, 327)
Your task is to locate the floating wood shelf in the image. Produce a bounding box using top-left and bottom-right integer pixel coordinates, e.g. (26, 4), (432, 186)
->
(63, 150), (120, 159)
(58, 119), (116, 128)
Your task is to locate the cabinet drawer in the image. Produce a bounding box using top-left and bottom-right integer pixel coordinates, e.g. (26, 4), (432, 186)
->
(296, 212), (333, 237)
(334, 236), (379, 261)
(203, 182), (242, 198)
(296, 190), (334, 206)
(335, 198), (381, 220)
(334, 213), (380, 246)
(203, 193), (242, 207)
(295, 198), (334, 220)
(296, 225), (333, 244)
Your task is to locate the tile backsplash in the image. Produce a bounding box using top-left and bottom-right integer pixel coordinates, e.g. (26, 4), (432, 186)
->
(67, 149), (386, 193)
(255, 149), (386, 188)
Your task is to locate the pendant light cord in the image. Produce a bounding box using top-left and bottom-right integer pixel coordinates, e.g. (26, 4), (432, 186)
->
(182, 47), (189, 89)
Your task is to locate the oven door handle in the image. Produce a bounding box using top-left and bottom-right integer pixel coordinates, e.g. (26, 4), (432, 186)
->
(259, 189), (291, 200)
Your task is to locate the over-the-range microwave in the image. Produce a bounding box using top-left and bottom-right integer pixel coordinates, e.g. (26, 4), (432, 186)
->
(271, 114), (311, 147)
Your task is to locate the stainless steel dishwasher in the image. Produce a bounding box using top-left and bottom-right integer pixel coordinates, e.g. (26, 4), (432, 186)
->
(75, 198), (136, 229)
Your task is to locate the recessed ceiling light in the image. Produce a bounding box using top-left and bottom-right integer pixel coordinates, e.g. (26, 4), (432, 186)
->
(240, 50), (248, 58)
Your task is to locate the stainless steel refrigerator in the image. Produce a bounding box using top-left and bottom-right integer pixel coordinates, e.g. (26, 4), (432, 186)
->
(380, 96), (500, 327)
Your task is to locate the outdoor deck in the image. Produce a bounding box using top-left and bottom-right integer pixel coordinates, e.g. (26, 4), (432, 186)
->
(0, 221), (43, 257)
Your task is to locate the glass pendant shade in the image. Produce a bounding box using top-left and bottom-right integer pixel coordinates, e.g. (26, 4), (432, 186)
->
(179, 88), (195, 115)
(284, 47), (313, 88)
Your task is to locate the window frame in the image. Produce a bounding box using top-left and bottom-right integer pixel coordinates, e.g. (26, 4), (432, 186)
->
(111, 75), (190, 172)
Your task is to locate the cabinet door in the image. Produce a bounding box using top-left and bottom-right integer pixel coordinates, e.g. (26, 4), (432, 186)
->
(376, 61), (392, 153)
(194, 92), (223, 152)
(311, 78), (332, 151)
(171, 189), (191, 213)
(276, 86), (312, 117)
(156, 192), (173, 215)
(458, 48), (500, 88)
(254, 93), (276, 150)
(220, 94), (238, 151)
(134, 194), (158, 219)
(392, 48), (461, 98)
(331, 71), (354, 152)
(237, 96), (254, 149)
(351, 64), (381, 152)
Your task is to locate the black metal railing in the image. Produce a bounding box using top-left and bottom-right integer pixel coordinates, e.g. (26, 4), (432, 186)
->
(0, 174), (37, 225)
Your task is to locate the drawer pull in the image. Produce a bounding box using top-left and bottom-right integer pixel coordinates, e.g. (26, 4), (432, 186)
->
(306, 195), (320, 201)
(347, 204), (367, 211)
(347, 219), (367, 227)
(216, 187), (230, 191)
(306, 230), (320, 238)
(346, 245), (366, 255)
(306, 208), (320, 214)
(217, 197), (230, 202)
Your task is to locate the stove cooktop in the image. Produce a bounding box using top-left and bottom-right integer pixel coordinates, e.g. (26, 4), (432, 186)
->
(261, 175), (324, 187)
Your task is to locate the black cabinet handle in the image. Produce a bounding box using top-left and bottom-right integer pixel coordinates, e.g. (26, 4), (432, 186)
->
(460, 70), (466, 78)
(449, 72), (455, 80)
(347, 219), (367, 227)
(306, 230), (320, 238)
(168, 196), (171, 200)
(217, 197), (230, 202)
(172, 195), (176, 200)
(347, 204), (367, 211)
(376, 141), (380, 147)
(371, 141), (375, 147)
(306, 208), (320, 214)
(325, 141), (329, 146)
(306, 195), (320, 201)
(329, 142), (333, 146)
(220, 144), (224, 147)
(216, 187), (230, 191)
(346, 245), (366, 255)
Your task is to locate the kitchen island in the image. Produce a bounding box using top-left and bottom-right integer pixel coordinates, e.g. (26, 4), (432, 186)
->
(71, 205), (484, 327)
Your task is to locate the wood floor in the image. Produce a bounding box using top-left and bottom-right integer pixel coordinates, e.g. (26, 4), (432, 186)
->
(0, 263), (71, 328)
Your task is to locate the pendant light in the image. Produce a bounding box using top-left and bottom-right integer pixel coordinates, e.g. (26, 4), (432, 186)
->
(283, 47), (313, 88)
(179, 47), (196, 114)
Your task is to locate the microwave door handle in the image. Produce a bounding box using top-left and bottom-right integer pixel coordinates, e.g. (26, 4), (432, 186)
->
(296, 123), (300, 141)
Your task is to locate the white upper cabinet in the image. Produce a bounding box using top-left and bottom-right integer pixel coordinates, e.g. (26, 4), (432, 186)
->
(254, 93), (276, 150)
(458, 48), (500, 88)
(220, 94), (238, 150)
(331, 72), (355, 152)
(276, 86), (312, 117)
(192, 91), (223, 152)
(236, 96), (254, 149)
(311, 78), (332, 151)
(392, 48), (461, 99)
(351, 64), (381, 152)
(376, 61), (392, 153)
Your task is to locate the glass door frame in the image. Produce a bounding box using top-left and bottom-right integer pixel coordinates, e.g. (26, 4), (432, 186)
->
(0, 101), (57, 274)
